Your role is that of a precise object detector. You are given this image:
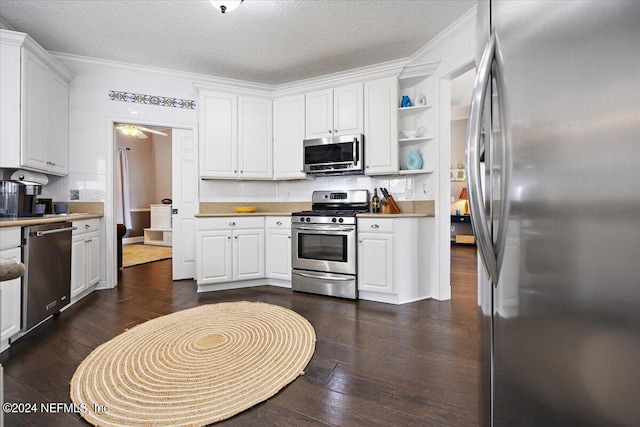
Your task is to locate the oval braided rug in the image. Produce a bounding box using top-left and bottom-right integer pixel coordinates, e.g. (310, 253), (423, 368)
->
(70, 301), (316, 426)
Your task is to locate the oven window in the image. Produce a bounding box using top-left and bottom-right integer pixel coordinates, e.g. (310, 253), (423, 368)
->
(305, 143), (354, 164)
(298, 233), (347, 262)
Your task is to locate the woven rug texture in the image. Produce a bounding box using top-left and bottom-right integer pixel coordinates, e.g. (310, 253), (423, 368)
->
(123, 243), (172, 267)
(70, 301), (316, 427)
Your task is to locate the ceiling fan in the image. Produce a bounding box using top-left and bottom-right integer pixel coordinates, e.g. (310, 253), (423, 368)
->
(116, 124), (168, 139)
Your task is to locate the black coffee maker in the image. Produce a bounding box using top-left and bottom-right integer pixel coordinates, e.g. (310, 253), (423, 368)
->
(13, 180), (43, 217)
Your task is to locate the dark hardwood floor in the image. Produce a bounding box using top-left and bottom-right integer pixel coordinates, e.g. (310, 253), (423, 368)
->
(1, 245), (478, 426)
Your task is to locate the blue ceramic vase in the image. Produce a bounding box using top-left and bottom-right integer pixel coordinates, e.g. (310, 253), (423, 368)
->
(401, 95), (412, 108)
(405, 149), (423, 170)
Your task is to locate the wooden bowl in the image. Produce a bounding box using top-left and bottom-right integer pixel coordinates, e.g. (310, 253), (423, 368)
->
(234, 206), (258, 213)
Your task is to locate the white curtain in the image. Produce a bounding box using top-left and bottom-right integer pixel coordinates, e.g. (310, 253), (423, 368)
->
(116, 147), (133, 229)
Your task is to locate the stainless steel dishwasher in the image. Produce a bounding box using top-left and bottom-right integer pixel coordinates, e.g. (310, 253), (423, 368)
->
(21, 221), (74, 330)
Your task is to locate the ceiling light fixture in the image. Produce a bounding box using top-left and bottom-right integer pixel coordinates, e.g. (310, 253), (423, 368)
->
(209, 0), (243, 14)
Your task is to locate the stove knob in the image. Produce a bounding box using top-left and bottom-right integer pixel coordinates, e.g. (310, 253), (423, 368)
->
(332, 218), (337, 223)
(300, 217), (305, 222)
(339, 218), (344, 223)
(306, 217), (311, 222)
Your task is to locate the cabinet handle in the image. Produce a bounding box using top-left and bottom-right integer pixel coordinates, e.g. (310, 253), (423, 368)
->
(366, 165), (370, 169)
(328, 130), (333, 133)
(371, 224), (379, 229)
(227, 236), (231, 239)
(234, 170), (237, 173)
(288, 235), (291, 239)
(234, 236), (238, 239)
(51, 162), (56, 166)
(240, 170), (243, 173)
(85, 224), (90, 229)
(229, 222), (236, 226)
(334, 129), (338, 133)
(358, 240), (363, 243)
(276, 221), (282, 225)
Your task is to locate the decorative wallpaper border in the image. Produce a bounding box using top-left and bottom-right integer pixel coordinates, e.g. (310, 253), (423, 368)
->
(108, 90), (196, 109)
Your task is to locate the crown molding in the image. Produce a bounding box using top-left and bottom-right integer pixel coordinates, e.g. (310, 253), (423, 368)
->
(399, 61), (441, 80)
(51, 52), (276, 94)
(1, 30), (72, 81)
(0, 17), (15, 30)
(409, 5), (477, 63)
(272, 58), (408, 98)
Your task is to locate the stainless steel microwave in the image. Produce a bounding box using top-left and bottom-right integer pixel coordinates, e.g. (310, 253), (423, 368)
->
(303, 134), (364, 176)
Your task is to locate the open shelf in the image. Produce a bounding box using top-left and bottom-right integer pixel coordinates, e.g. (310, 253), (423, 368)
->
(398, 105), (433, 112)
(398, 136), (434, 143)
(398, 168), (435, 175)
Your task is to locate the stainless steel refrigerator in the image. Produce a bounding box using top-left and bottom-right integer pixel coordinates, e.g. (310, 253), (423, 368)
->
(467, 1), (640, 426)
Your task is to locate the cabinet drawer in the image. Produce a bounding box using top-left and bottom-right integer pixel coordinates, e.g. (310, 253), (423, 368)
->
(73, 219), (100, 235)
(197, 216), (265, 231)
(265, 216), (291, 228)
(357, 218), (394, 233)
(0, 227), (21, 249)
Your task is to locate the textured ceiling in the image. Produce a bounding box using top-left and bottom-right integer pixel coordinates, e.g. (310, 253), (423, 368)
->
(0, 0), (476, 85)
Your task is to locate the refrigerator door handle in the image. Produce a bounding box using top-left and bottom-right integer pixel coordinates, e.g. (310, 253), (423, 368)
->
(466, 31), (499, 285)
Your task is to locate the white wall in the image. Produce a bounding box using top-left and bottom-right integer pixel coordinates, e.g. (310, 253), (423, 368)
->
(151, 132), (172, 202)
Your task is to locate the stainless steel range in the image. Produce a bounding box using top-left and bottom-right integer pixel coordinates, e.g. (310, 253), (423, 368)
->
(291, 190), (369, 299)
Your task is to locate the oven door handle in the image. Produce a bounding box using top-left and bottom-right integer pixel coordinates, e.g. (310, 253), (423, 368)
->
(294, 226), (354, 232)
(292, 271), (354, 281)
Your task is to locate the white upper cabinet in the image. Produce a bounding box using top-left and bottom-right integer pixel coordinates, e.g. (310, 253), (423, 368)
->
(238, 96), (272, 179)
(0, 30), (71, 176)
(364, 77), (399, 175)
(273, 94), (306, 180)
(199, 90), (272, 179)
(199, 91), (238, 178)
(305, 83), (363, 139)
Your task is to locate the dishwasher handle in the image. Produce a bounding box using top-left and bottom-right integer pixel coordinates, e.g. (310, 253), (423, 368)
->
(31, 226), (77, 237)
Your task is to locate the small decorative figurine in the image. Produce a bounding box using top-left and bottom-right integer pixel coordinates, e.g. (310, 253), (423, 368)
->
(416, 93), (427, 105)
(401, 95), (413, 108)
(405, 149), (423, 170)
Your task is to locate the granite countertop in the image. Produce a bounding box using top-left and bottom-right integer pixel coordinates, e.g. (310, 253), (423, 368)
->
(357, 213), (433, 218)
(0, 213), (103, 228)
(195, 212), (294, 218)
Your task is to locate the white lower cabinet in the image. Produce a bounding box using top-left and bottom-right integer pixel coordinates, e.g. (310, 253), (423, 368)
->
(0, 227), (23, 351)
(71, 219), (100, 300)
(358, 231), (394, 294)
(357, 217), (432, 304)
(197, 217), (265, 285)
(265, 217), (292, 282)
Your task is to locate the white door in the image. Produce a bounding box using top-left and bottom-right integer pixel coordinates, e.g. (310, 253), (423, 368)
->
(266, 229), (291, 280)
(0, 247), (22, 342)
(70, 234), (86, 298)
(172, 128), (197, 280)
(47, 71), (69, 175)
(21, 48), (48, 171)
(87, 232), (100, 286)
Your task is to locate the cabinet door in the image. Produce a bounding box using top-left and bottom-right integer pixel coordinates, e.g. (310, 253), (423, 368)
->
(238, 97), (273, 179)
(364, 77), (398, 175)
(47, 71), (69, 175)
(266, 229), (291, 280)
(21, 48), (49, 171)
(0, 247), (22, 343)
(233, 228), (264, 281)
(199, 91), (237, 178)
(305, 89), (333, 138)
(87, 232), (100, 286)
(358, 233), (395, 294)
(70, 234), (87, 298)
(273, 94), (306, 179)
(197, 230), (232, 284)
(334, 83), (364, 136)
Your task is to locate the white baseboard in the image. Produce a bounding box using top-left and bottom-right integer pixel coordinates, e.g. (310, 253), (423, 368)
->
(123, 236), (144, 245)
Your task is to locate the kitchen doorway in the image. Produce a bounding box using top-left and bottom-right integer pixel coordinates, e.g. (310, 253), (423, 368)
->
(114, 123), (173, 271)
(449, 67), (478, 301)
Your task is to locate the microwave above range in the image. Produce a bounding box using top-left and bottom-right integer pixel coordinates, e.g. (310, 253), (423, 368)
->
(303, 134), (364, 176)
